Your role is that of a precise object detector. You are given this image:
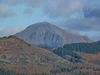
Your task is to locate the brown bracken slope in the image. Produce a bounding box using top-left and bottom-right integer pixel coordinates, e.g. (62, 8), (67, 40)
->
(0, 35), (99, 75)
(0, 35), (69, 74)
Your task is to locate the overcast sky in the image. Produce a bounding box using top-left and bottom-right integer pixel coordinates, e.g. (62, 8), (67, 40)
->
(0, 0), (100, 41)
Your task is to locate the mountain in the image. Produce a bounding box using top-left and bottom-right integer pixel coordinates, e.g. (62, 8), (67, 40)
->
(15, 22), (93, 48)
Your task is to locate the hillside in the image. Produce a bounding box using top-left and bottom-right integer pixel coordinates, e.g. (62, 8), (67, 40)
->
(15, 22), (93, 48)
(53, 41), (100, 67)
(0, 36), (99, 75)
(52, 41), (100, 75)
(0, 35), (69, 75)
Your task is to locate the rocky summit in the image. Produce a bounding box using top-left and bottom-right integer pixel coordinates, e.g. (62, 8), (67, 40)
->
(15, 22), (93, 47)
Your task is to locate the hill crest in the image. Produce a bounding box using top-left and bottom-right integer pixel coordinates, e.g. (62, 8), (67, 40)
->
(0, 35), (67, 65)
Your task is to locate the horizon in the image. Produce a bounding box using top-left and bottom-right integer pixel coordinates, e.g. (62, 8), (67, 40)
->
(0, 0), (100, 41)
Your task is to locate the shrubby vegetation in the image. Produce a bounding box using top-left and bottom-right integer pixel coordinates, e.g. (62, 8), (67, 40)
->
(0, 68), (50, 75)
(53, 47), (82, 63)
(50, 67), (90, 75)
(0, 68), (16, 75)
(54, 47), (81, 59)
(53, 41), (100, 63)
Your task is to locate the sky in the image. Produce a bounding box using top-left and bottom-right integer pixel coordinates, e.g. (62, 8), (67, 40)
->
(0, 0), (100, 41)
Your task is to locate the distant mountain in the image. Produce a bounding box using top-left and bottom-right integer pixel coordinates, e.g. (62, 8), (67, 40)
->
(15, 22), (93, 48)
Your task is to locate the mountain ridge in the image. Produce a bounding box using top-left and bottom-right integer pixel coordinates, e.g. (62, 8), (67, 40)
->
(15, 22), (93, 47)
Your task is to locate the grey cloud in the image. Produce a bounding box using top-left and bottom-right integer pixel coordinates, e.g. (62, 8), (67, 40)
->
(43, 0), (82, 18)
(0, 0), (47, 7)
(0, 0), (26, 5)
(62, 0), (100, 32)
(83, 0), (100, 18)
(0, 26), (25, 37)
(0, 6), (16, 18)
(23, 8), (33, 14)
(54, 17), (100, 41)
(0, 0), (82, 18)
(84, 7), (100, 18)
(55, 16), (100, 32)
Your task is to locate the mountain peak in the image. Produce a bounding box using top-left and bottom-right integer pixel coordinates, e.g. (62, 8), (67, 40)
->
(15, 22), (93, 47)
(37, 22), (51, 24)
(29, 22), (54, 28)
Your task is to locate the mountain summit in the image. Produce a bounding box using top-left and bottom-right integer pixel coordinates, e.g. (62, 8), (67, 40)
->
(15, 22), (93, 47)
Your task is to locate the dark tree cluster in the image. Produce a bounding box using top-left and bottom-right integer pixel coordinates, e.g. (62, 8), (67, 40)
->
(63, 42), (100, 53)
